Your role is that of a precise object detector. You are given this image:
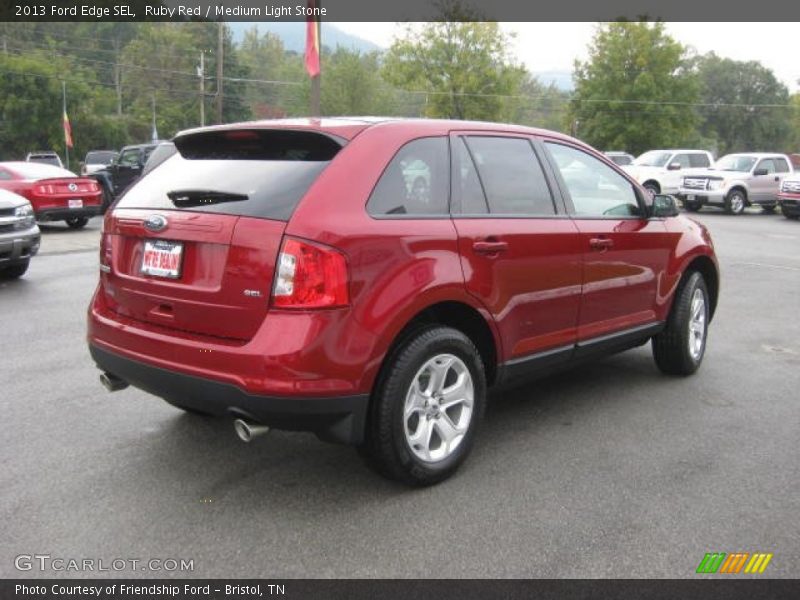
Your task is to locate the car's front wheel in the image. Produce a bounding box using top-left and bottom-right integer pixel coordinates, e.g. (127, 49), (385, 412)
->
(66, 216), (89, 230)
(360, 326), (486, 486)
(652, 271), (709, 376)
(725, 190), (746, 215)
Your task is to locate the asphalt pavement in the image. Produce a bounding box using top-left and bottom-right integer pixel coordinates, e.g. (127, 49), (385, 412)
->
(1, 210), (798, 578)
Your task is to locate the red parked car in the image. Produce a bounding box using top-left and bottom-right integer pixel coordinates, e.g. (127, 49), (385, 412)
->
(87, 118), (720, 485)
(0, 162), (103, 229)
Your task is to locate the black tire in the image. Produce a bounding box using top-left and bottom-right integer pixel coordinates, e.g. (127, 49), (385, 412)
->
(1, 260), (30, 279)
(784, 211), (799, 220)
(643, 182), (660, 198)
(359, 326), (487, 486)
(684, 201), (701, 212)
(652, 271), (709, 376)
(66, 216), (89, 230)
(100, 185), (114, 214)
(761, 205), (776, 214)
(725, 189), (746, 215)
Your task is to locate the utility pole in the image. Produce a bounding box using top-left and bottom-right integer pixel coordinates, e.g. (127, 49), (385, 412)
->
(216, 22), (224, 123)
(198, 50), (205, 127)
(151, 93), (158, 142)
(113, 38), (122, 116)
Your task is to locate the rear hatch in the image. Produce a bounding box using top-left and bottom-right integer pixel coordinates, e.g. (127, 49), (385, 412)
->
(101, 128), (343, 341)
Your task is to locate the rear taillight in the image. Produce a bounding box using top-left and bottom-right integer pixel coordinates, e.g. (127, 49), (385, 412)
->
(271, 237), (349, 309)
(99, 232), (112, 273)
(35, 184), (53, 195)
(88, 181), (99, 192)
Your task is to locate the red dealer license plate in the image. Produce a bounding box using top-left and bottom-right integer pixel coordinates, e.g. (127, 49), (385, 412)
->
(141, 239), (183, 279)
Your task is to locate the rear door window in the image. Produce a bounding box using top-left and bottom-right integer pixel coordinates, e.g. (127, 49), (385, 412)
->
(690, 153), (711, 168)
(367, 137), (449, 216)
(115, 129), (343, 222)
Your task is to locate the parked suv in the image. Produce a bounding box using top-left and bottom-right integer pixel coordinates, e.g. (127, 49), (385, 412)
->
(677, 153), (793, 215)
(87, 119), (719, 485)
(0, 189), (40, 278)
(623, 149), (714, 197)
(778, 175), (800, 219)
(91, 143), (159, 211)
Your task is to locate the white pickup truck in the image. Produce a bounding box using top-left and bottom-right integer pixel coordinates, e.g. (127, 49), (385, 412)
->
(676, 153), (794, 215)
(622, 149), (715, 197)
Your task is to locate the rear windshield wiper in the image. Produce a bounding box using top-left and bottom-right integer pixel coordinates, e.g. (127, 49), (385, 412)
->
(167, 189), (248, 208)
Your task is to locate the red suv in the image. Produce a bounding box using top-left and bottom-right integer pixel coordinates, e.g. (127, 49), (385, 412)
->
(88, 118), (719, 485)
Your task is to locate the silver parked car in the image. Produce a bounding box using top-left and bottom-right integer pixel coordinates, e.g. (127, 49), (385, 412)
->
(0, 189), (40, 279)
(677, 153), (794, 215)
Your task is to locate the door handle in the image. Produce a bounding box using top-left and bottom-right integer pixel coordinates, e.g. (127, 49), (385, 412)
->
(472, 240), (509, 255)
(589, 237), (614, 251)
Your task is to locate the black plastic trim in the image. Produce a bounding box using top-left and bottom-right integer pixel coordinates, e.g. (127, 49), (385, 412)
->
(89, 344), (369, 445)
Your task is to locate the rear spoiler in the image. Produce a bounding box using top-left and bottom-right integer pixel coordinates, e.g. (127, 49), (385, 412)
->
(174, 129), (344, 161)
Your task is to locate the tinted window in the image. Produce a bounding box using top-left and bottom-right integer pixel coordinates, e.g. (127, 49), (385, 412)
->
(85, 151), (117, 165)
(118, 149), (141, 167)
(775, 158), (790, 173)
(117, 131), (342, 222)
(546, 142), (642, 217)
(757, 159), (776, 174)
(452, 137), (489, 214)
(367, 137), (449, 216)
(690, 153), (711, 168)
(464, 136), (555, 216)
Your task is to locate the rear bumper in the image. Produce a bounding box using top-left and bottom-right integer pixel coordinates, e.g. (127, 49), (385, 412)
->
(89, 344), (369, 445)
(0, 230), (40, 265)
(36, 205), (102, 222)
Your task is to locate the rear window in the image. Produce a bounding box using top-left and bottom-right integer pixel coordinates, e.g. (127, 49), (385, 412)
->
(116, 129), (343, 221)
(85, 151), (117, 165)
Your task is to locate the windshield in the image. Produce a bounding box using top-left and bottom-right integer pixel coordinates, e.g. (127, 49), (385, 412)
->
(634, 151), (672, 168)
(715, 155), (757, 172)
(85, 151), (117, 165)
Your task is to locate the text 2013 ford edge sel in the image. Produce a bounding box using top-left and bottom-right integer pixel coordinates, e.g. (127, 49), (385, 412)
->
(88, 118), (719, 486)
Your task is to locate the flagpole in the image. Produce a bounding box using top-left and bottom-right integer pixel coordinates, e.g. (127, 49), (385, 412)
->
(310, 2), (321, 117)
(62, 80), (69, 171)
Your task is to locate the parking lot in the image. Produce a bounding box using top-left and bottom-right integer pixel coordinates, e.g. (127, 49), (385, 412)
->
(1, 209), (798, 578)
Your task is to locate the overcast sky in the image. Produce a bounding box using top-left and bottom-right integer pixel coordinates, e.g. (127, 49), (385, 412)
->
(335, 22), (800, 93)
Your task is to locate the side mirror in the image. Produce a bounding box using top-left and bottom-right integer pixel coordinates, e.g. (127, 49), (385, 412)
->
(753, 168), (768, 176)
(651, 194), (680, 218)
(667, 162), (682, 171)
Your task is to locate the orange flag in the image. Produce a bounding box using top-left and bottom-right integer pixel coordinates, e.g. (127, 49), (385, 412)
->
(304, 2), (320, 78)
(63, 110), (74, 148)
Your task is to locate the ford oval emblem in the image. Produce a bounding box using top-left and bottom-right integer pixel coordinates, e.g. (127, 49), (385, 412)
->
(144, 214), (168, 232)
(68, 183), (78, 192)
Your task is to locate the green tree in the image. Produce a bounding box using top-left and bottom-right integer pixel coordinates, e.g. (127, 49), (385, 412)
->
(571, 22), (700, 154)
(383, 21), (525, 121)
(322, 48), (393, 116)
(790, 93), (800, 152)
(505, 74), (570, 132)
(695, 53), (791, 154)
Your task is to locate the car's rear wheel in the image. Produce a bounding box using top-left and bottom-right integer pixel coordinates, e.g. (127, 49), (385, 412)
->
(652, 271), (709, 376)
(359, 326), (486, 486)
(1, 260), (30, 279)
(725, 190), (746, 215)
(66, 216), (89, 230)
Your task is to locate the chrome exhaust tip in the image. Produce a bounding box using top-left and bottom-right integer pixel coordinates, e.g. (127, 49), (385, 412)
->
(234, 418), (270, 443)
(100, 372), (129, 392)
